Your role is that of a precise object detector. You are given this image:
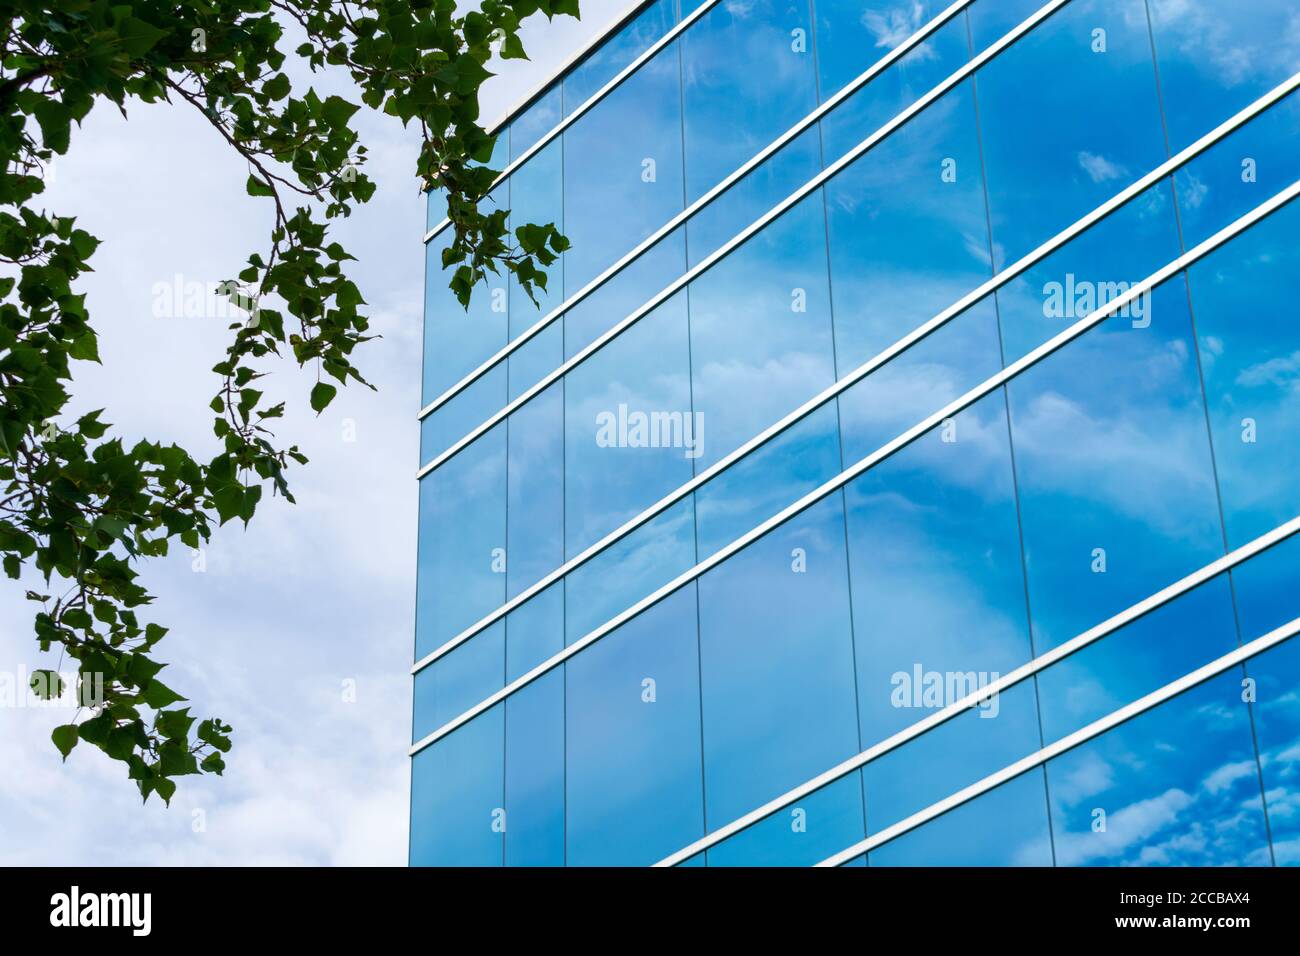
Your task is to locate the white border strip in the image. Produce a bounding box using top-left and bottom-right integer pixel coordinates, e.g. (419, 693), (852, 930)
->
(816, 615), (1300, 867)
(417, 0), (1068, 437)
(407, 176), (1300, 755)
(419, 0), (978, 413)
(422, 0), (723, 244)
(411, 71), (1300, 675)
(654, 514), (1300, 865)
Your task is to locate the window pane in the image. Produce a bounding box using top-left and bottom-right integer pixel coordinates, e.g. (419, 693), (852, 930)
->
(687, 191), (836, 469)
(414, 422), (506, 660)
(1147, 0), (1300, 153)
(507, 382), (564, 599)
(706, 775), (864, 866)
(412, 621), (503, 742)
(1184, 198), (1300, 548)
(869, 769), (1054, 866)
(697, 494), (859, 824)
(565, 291), (694, 556)
(410, 706), (504, 866)
(563, 39), (685, 292)
(680, 0), (818, 204)
(1006, 281), (1225, 650)
(971, 0), (1168, 269)
(506, 671), (565, 865)
(824, 77), (996, 376)
(565, 586), (706, 865)
(844, 393), (1033, 747)
(563, 0), (679, 114)
(1046, 670), (1270, 866)
(511, 86), (562, 162)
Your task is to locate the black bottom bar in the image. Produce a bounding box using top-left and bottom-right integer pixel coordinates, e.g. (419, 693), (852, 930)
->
(2, 866), (1292, 942)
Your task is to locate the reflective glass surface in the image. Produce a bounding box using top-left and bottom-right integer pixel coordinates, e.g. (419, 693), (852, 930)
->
(412, 0), (1300, 866)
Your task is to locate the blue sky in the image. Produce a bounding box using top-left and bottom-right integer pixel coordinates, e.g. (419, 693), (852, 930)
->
(0, 2), (627, 866)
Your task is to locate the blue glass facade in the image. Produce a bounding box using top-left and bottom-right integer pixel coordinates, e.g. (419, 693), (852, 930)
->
(411, 0), (1300, 866)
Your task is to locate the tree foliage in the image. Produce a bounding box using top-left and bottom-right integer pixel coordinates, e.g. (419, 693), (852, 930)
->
(0, 0), (574, 803)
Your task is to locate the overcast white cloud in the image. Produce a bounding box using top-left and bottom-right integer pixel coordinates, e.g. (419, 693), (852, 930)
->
(0, 2), (628, 866)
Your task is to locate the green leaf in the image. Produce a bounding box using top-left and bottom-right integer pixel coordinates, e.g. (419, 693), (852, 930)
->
(321, 95), (360, 129)
(265, 73), (292, 101)
(142, 678), (186, 710)
(201, 751), (227, 774)
(157, 707), (195, 740)
(30, 669), (65, 700)
(116, 15), (167, 57)
(309, 381), (337, 413)
(51, 724), (78, 760)
(246, 175), (276, 198)
(500, 34), (528, 60)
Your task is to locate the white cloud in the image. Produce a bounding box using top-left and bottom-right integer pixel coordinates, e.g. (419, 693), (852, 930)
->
(1077, 151), (1128, 184)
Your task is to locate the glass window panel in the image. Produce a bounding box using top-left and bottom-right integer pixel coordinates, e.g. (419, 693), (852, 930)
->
(1183, 199), (1300, 549)
(684, 125), (821, 269)
(409, 706), (504, 866)
(1147, 0), (1300, 153)
(1230, 534), (1300, 865)
(507, 382), (564, 599)
(814, 0), (963, 98)
(991, 180), (1183, 366)
(563, 39), (685, 292)
(426, 187), (448, 235)
(511, 86), (563, 162)
(412, 621), (504, 742)
(680, 0), (818, 204)
(419, 353), (507, 466)
(564, 496), (697, 646)
(965, 0), (1051, 54)
(565, 291), (694, 556)
(817, 7), (971, 164)
(506, 580), (565, 682)
(421, 192), (509, 402)
(869, 768), (1054, 866)
(861, 679), (1043, 833)
(697, 494), (859, 824)
(1046, 669), (1270, 866)
(687, 191), (836, 470)
(507, 320), (563, 403)
(1006, 280), (1225, 651)
(1231, 534), (1300, 642)
(414, 422), (506, 660)
(835, 298), (1003, 465)
(1172, 94), (1300, 252)
(844, 393), (1034, 746)
(565, 586), (706, 865)
(824, 80), (996, 376)
(972, 0), (1169, 269)
(508, 138), (566, 332)
(693, 400), (842, 561)
(505, 670), (565, 866)
(562, 225), (688, 360)
(706, 775), (865, 866)
(1247, 632), (1300, 866)
(563, 0), (679, 114)
(1036, 573), (1238, 746)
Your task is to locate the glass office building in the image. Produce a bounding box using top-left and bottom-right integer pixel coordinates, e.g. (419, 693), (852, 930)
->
(411, 0), (1300, 866)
